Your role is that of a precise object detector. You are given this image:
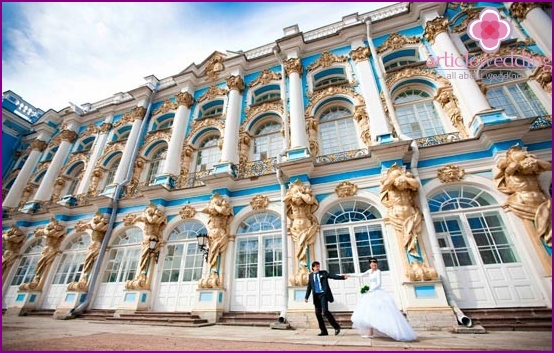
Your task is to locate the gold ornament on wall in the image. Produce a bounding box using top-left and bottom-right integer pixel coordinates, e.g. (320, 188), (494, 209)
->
(250, 195), (269, 210)
(335, 181), (358, 198)
(179, 205), (197, 219)
(437, 165), (465, 183)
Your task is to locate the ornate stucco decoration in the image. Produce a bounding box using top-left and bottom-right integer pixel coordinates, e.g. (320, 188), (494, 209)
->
(180, 144), (194, 178)
(494, 145), (552, 248)
(114, 106), (147, 128)
(353, 105), (372, 147)
(335, 181), (358, 198)
(377, 33), (421, 54)
(448, 2), (473, 11)
(188, 117), (225, 138)
(51, 177), (67, 201)
(68, 211), (109, 292)
(197, 85), (229, 103)
(437, 164), (465, 183)
(48, 134), (62, 148)
(179, 205), (196, 219)
(238, 128), (252, 164)
(64, 153), (88, 171)
(284, 58), (303, 76)
(350, 46), (370, 62)
(250, 195), (269, 210)
(60, 129), (78, 143)
(176, 91), (195, 108)
(248, 69), (282, 88)
(79, 124), (99, 138)
(153, 99), (178, 116)
(510, 2), (542, 22)
(245, 101), (283, 120)
(125, 203), (168, 290)
(532, 69), (552, 93)
(451, 8), (481, 33)
(423, 16), (449, 45)
(380, 164), (438, 281)
(226, 75), (245, 93)
(407, 261), (438, 281)
(200, 193), (233, 289)
(102, 140), (126, 156)
(143, 130), (171, 147)
(305, 85), (365, 114)
(307, 51), (349, 72)
(435, 88), (468, 138)
(19, 184), (36, 207)
(283, 180), (319, 286)
(2, 225), (26, 285)
(20, 218), (66, 291)
(204, 53), (226, 80)
(385, 67), (450, 89)
(99, 122), (113, 134)
(125, 156), (147, 196)
(30, 139), (48, 152)
(88, 166), (105, 195)
(305, 116), (319, 156)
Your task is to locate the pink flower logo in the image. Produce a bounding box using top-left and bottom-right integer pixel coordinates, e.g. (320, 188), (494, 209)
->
(468, 7), (511, 53)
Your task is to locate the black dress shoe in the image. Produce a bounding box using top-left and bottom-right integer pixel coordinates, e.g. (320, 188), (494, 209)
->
(335, 327), (341, 336)
(318, 332), (329, 336)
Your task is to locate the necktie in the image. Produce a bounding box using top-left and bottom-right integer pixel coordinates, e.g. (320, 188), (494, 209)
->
(314, 273), (322, 293)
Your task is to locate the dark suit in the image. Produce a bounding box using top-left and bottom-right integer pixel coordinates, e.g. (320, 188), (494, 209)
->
(305, 270), (346, 334)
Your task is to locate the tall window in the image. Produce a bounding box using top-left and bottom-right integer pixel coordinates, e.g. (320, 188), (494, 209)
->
(484, 70), (548, 118)
(51, 235), (90, 284)
(10, 240), (43, 286)
(161, 221), (205, 283)
(319, 106), (358, 155)
(65, 163), (85, 196)
(253, 121), (283, 160)
(196, 136), (220, 171)
(395, 89), (445, 138)
(102, 228), (142, 283)
(147, 147), (167, 184)
(104, 154), (121, 188)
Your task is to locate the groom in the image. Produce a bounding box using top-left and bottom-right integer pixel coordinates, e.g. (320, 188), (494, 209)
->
(305, 261), (349, 336)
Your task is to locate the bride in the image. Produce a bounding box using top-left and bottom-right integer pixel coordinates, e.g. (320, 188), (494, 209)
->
(349, 258), (417, 341)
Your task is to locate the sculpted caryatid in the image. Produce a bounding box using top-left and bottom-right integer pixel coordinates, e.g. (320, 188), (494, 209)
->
(201, 194), (233, 274)
(283, 180), (319, 280)
(134, 203), (168, 276)
(494, 146), (552, 247)
(380, 165), (423, 258)
(81, 212), (110, 278)
(2, 225), (26, 282)
(22, 218), (65, 290)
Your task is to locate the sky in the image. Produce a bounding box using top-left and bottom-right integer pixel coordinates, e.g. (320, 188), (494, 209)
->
(2, 2), (397, 112)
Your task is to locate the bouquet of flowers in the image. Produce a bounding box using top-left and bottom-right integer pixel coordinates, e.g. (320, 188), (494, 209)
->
(360, 285), (370, 294)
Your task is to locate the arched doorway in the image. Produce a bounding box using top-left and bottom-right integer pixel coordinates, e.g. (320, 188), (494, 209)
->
(92, 227), (142, 309)
(429, 185), (544, 308)
(320, 200), (401, 311)
(153, 220), (205, 311)
(230, 212), (283, 311)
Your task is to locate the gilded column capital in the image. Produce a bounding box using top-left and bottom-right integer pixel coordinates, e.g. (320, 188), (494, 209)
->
(510, 2), (542, 22)
(30, 139), (48, 152)
(226, 75), (245, 93)
(350, 46), (371, 62)
(284, 58), (303, 76)
(60, 130), (78, 143)
(176, 91), (195, 108)
(99, 122), (113, 133)
(423, 16), (449, 44)
(124, 106), (147, 123)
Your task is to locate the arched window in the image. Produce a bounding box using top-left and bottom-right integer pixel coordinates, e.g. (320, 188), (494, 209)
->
(199, 100), (224, 119)
(196, 135), (220, 171)
(146, 146), (167, 184)
(321, 200), (388, 273)
(318, 106), (358, 155)
(104, 154), (121, 188)
(161, 221), (206, 283)
(101, 227), (142, 283)
(313, 68), (348, 89)
(483, 70), (548, 119)
(10, 240), (43, 286)
(382, 49), (420, 71)
(394, 89), (445, 138)
(252, 85), (280, 105)
(253, 121), (283, 160)
(51, 235), (90, 284)
(65, 163), (85, 196)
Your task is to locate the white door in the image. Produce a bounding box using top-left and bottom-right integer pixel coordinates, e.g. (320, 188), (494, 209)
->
(2, 241), (42, 309)
(431, 189), (545, 308)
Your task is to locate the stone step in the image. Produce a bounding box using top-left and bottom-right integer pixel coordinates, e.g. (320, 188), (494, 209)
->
(462, 307), (551, 331)
(106, 316), (208, 324)
(22, 309), (55, 317)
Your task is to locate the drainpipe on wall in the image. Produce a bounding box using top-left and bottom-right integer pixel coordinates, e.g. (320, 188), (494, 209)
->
(273, 47), (290, 326)
(364, 17), (472, 327)
(70, 82), (159, 317)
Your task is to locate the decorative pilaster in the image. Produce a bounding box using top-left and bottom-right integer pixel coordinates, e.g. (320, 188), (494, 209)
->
(284, 58), (309, 159)
(3, 139), (47, 209)
(510, 3), (552, 56)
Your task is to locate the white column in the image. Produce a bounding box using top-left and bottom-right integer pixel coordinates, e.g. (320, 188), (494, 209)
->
(113, 104), (147, 184)
(285, 58), (309, 150)
(220, 75), (244, 165)
(162, 91), (194, 175)
(423, 13), (491, 127)
(2, 139), (48, 208)
(33, 127), (78, 201)
(350, 43), (393, 142)
(509, 2), (552, 56)
(76, 121), (112, 195)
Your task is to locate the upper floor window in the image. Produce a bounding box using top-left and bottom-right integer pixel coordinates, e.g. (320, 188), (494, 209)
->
(483, 70), (548, 119)
(394, 89), (445, 139)
(65, 163), (85, 196)
(104, 154), (121, 188)
(460, 34), (480, 53)
(318, 106), (358, 155)
(253, 121), (282, 160)
(199, 100), (224, 119)
(313, 68), (348, 90)
(252, 85), (280, 105)
(146, 147), (167, 184)
(382, 49), (420, 71)
(196, 135), (220, 171)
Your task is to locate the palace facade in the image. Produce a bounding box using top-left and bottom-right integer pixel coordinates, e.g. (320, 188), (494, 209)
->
(2, 2), (552, 330)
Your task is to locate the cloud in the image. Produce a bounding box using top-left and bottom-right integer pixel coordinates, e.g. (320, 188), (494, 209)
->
(2, 2), (395, 112)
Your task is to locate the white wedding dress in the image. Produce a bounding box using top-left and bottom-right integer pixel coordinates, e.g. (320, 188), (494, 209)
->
(350, 269), (417, 342)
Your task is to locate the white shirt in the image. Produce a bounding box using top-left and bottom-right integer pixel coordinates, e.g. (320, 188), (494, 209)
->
(349, 269), (382, 291)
